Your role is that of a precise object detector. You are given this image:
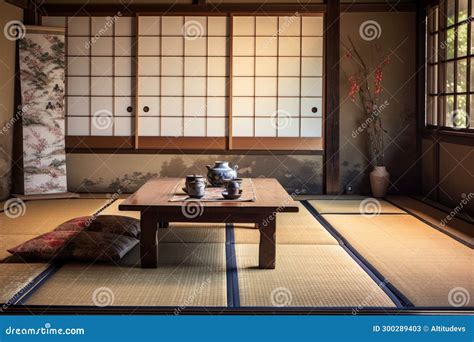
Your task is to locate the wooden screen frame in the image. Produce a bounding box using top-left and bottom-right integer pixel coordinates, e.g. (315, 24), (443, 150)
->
(135, 14), (229, 151)
(64, 16), (136, 149)
(424, 0), (474, 134)
(229, 13), (325, 152)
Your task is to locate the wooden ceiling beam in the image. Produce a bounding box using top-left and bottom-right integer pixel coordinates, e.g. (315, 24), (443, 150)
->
(40, 3), (327, 16)
(5, 0), (29, 10)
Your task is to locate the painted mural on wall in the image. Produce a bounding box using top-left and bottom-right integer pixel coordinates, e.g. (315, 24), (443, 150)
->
(67, 154), (323, 195)
(19, 30), (67, 194)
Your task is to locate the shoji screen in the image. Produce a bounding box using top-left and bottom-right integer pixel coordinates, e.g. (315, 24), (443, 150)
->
(65, 16), (135, 139)
(231, 15), (323, 140)
(137, 16), (229, 141)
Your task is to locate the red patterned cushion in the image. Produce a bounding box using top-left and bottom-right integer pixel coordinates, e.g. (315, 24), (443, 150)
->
(7, 231), (78, 260)
(8, 231), (138, 262)
(55, 215), (140, 238)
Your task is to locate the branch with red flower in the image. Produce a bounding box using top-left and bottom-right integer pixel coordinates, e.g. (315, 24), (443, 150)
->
(343, 37), (391, 166)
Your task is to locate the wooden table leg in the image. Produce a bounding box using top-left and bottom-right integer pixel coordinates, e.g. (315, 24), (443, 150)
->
(140, 210), (159, 268)
(258, 217), (276, 269)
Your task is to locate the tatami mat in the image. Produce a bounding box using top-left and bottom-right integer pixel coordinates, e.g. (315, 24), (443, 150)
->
(25, 243), (227, 307)
(0, 263), (49, 304)
(234, 202), (338, 245)
(235, 244), (396, 308)
(324, 214), (474, 307)
(158, 225), (226, 243)
(308, 199), (406, 214)
(387, 196), (474, 246)
(0, 199), (110, 236)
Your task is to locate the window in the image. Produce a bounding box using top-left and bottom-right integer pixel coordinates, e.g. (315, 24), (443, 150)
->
(426, 0), (473, 130)
(44, 13), (325, 151)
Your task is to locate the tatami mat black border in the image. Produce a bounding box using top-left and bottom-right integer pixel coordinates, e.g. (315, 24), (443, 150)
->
(2, 305), (472, 315)
(225, 223), (240, 308)
(384, 198), (474, 249)
(301, 201), (413, 308)
(6, 263), (63, 306)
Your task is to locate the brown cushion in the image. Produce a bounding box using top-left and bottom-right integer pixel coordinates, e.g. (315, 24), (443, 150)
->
(55, 215), (140, 238)
(8, 231), (138, 262)
(68, 231), (138, 262)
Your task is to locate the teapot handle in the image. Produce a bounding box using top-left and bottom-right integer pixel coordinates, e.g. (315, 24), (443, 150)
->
(206, 165), (211, 170)
(233, 165), (239, 171)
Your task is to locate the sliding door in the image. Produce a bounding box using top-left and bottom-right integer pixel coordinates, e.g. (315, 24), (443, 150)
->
(230, 15), (324, 150)
(45, 13), (324, 151)
(64, 15), (135, 147)
(136, 15), (229, 149)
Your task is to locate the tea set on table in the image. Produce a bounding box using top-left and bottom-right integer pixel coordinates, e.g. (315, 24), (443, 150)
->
(184, 161), (242, 200)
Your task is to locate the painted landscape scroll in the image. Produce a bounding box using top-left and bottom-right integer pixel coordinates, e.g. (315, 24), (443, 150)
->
(18, 27), (67, 194)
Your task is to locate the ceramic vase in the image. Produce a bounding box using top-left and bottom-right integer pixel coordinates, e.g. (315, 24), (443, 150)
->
(370, 166), (390, 198)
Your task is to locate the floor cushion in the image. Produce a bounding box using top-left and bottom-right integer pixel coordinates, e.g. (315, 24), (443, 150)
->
(7, 231), (78, 260)
(8, 231), (138, 262)
(55, 215), (140, 238)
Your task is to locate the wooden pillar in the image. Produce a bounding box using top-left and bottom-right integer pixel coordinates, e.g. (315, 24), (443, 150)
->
(415, 1), (427, 196)
(325, 0), (341, 194)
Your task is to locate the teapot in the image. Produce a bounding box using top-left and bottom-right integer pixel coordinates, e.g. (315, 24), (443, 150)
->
(206, 161), (238, 187)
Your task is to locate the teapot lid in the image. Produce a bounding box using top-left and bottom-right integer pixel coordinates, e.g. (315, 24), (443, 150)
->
(186, 174), (204, 179)
(214, 160), (229, 165)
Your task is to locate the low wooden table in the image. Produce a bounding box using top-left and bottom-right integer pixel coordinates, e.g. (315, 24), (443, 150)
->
(119, 178), (299, 269)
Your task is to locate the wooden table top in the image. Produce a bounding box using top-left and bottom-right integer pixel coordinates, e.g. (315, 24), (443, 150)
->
(119, 178), (299, 213)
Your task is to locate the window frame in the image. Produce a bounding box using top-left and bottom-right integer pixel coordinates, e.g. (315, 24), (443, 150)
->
(425, 0), (474, 134)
